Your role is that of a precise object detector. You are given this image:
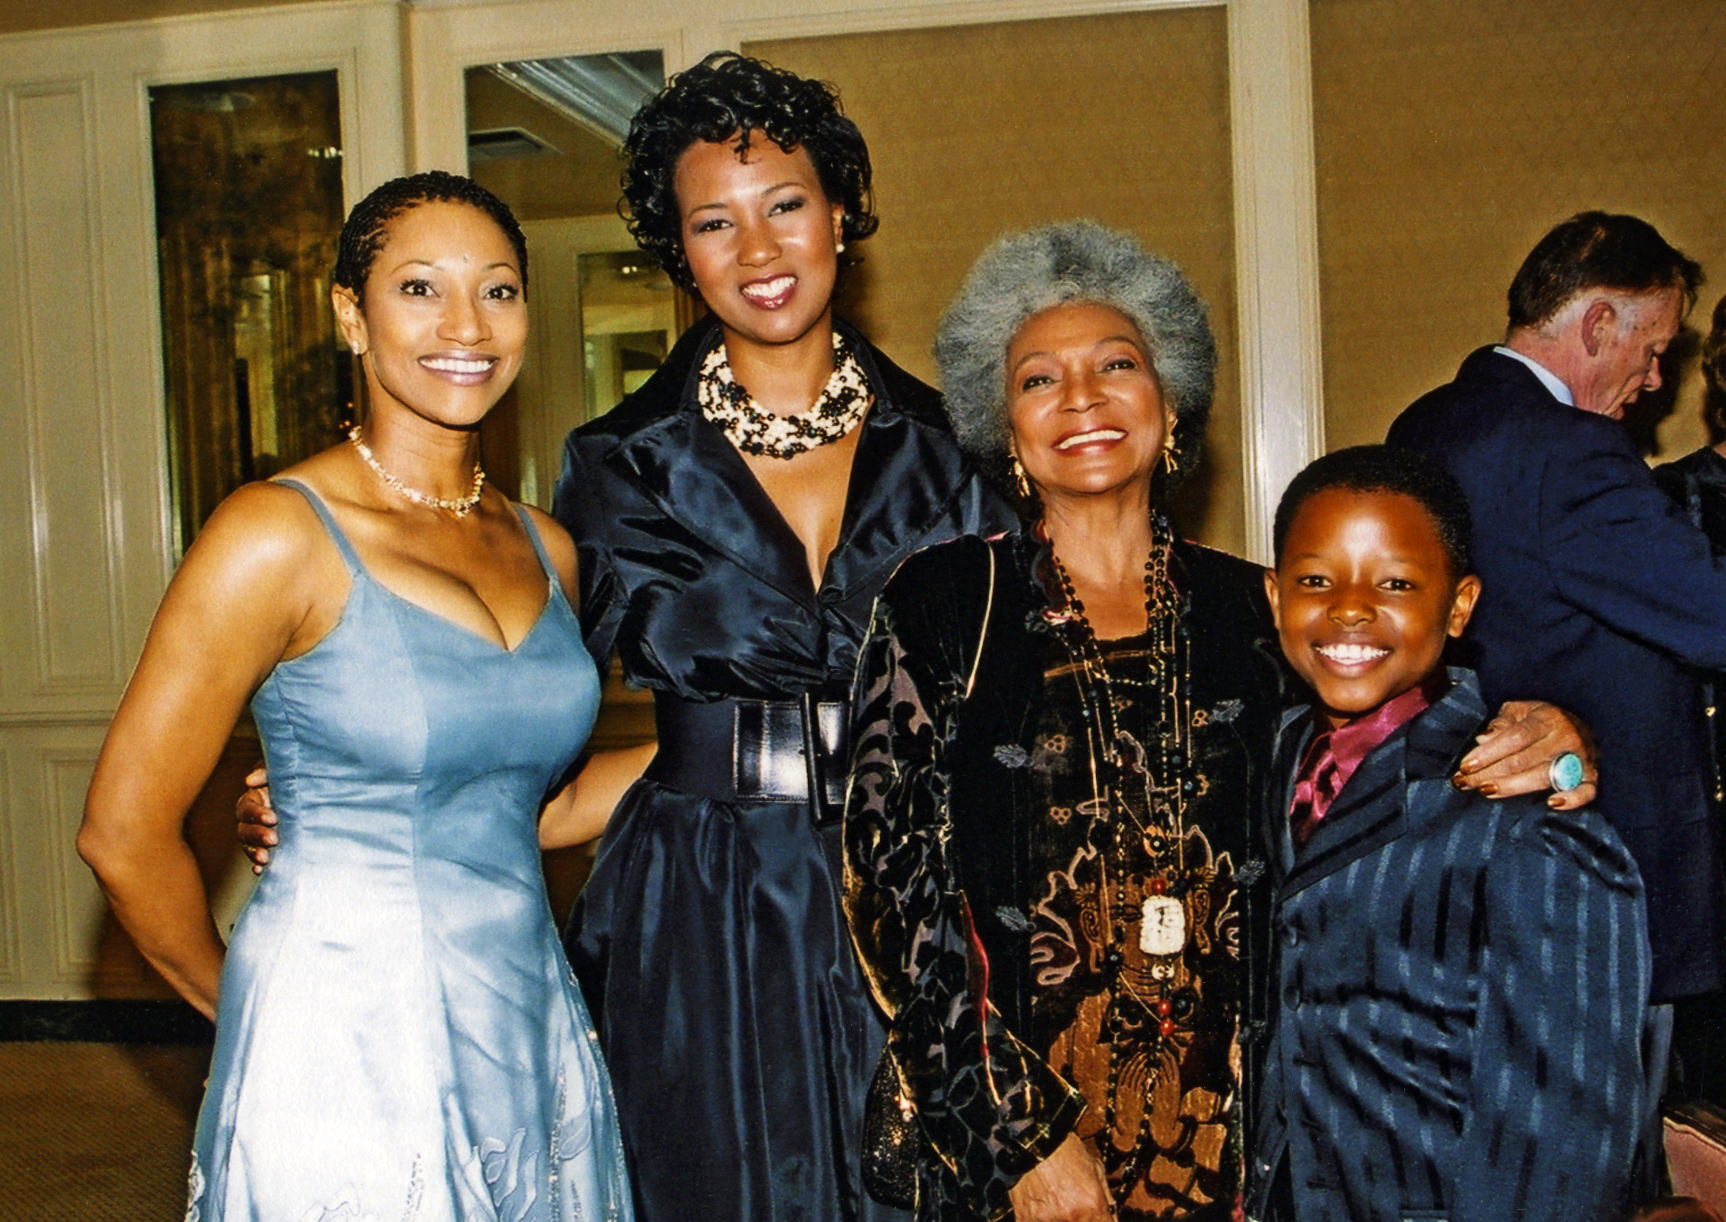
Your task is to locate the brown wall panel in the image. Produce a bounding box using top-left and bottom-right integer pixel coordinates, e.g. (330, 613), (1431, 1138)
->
(1312, 0), (1726, 463)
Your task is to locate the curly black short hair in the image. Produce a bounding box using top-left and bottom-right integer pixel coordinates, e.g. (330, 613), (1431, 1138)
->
(620, 51), (877, 293)
(1273, 444), (1473, 577)
(334, 170), (528, 299)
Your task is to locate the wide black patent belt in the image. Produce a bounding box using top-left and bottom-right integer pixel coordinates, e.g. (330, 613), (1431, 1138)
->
(645, 692), (852, 826)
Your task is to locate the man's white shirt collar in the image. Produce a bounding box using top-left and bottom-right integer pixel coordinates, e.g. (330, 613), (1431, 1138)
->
(1493, 345), (1575, 407)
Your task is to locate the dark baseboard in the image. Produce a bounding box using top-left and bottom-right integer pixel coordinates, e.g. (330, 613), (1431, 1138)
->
(0, 999), (214, 1043)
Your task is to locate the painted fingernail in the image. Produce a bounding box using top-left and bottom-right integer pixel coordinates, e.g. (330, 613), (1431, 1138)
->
(1478, 783), (1499, 797)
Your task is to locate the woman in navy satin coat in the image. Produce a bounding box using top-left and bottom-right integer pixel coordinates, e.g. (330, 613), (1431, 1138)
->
(543, 53), (1013, 1222)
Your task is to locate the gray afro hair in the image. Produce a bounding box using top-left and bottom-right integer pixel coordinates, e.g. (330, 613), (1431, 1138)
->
(934, 220), (1216, 495)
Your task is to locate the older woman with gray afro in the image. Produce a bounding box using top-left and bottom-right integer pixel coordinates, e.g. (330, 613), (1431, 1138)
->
(842, 220), (1591, 1222)
(935, 219), (1216, 505)
(845, 218), (1276, 1222)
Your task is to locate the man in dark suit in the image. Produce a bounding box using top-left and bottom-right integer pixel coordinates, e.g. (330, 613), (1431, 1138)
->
(1387, 211), (1723, 1184)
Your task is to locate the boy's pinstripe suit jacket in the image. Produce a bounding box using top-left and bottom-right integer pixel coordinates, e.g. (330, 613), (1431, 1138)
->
(1247, 669), (1650, 1222)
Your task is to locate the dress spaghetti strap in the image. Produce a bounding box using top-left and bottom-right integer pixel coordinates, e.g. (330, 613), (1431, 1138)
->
(274, 478), (364, 576)
(511, 504), (561, 585)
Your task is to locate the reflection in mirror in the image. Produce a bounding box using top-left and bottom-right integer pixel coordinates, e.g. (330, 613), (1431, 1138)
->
(580, 252), (673, 420)
(464, 51), (683, 512)
(150, 72), (348, 554)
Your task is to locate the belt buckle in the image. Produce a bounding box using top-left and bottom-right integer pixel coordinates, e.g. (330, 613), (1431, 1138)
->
(804, 694), (850, 828)
(733, 701), (808, 803)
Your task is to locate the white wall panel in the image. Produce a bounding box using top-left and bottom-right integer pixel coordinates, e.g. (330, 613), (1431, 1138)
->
(14, 82), (126, 693)
(0, 751), (18, 986)
(40, 741), (110, 987)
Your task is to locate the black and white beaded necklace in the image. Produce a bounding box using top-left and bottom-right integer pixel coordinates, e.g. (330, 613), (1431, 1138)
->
(697, 332), (871, 459)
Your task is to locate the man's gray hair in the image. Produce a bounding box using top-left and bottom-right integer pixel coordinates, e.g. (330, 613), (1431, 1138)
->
(934, 219), (1216, 489)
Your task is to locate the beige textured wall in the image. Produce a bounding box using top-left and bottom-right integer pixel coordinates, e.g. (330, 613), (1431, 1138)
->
(0, 0), (350, 36)
(748, 7), (1244, 554)
(1312, 0), (1726, 462)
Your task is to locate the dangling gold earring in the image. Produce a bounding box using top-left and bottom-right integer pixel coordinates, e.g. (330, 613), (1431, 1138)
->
(1011, 455), (1031, 500)
(1161, 444), (1180, 475)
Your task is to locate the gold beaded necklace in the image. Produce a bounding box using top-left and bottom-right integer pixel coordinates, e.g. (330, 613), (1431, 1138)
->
(1041, 511), (1196, 1178)
(348, 426), (486, 517)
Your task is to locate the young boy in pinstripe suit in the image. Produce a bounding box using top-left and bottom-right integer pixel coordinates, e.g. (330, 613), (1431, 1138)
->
(1247, 445), (1650, 1222)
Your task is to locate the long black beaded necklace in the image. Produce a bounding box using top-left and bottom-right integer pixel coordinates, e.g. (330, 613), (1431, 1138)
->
(1043, 511), (1196, 1184)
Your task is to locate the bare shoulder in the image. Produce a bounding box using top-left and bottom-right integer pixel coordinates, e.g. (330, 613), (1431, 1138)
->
(196, 443), (364, 576)
(171, 477), (349, 650)
(184, 479), (328, 577)
(520, 503), (579, 606)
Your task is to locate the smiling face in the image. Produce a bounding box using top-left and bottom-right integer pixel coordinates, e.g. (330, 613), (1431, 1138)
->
(1005, 302), (1172, 508)
(332, 199), (526, 429)
(1573, 286), (1684, 419)
(1266, 487), (1480, 730)
(673, 133), (845, 357)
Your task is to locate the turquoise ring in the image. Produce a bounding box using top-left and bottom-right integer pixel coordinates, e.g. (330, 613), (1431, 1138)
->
(1549, 751), (1586, 794)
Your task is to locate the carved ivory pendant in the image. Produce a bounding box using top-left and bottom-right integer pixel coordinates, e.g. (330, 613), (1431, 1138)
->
(1140, 894), (1186, 956)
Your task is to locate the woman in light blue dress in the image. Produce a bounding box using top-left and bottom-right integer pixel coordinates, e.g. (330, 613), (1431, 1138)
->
(79, 172), (631, 1222)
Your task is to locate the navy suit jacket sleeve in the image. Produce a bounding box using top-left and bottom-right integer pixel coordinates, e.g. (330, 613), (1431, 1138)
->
(1535, 420), (1726, 670)
(1453, 803), (1649, 1222)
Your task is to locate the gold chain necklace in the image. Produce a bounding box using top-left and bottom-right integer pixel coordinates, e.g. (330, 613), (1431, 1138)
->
(348, 427), (486, 517)
(1041, 513), (1195, 1168)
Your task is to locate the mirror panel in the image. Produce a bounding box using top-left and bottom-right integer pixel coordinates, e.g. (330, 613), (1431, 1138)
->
(149, 71), (349, 554)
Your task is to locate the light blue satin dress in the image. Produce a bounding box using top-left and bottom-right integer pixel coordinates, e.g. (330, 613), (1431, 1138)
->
(187, 480), (631, 1222)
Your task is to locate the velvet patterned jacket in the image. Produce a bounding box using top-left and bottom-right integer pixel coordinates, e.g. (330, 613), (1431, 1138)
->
(844, 528), (1287, 1220)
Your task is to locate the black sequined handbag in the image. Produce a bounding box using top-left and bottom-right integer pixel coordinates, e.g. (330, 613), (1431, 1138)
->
(861, 1047), (919, 1209)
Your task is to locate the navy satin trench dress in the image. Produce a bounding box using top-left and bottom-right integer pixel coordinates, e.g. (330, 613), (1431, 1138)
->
(553, 314), (1012, 1222)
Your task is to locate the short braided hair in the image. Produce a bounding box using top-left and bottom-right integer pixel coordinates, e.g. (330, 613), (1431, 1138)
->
(334, 171), (528, 298)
